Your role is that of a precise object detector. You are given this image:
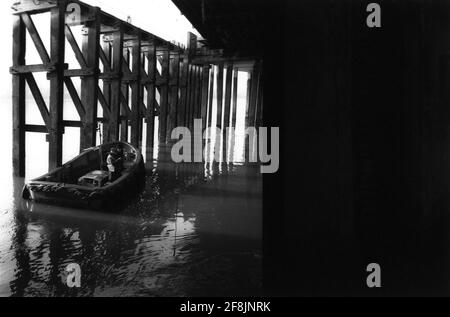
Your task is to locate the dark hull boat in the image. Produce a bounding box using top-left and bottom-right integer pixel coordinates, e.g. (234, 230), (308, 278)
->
(22, 142), (146, 210)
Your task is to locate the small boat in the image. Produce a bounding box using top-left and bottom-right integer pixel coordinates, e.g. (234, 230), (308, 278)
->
(22, 142), (146, 210)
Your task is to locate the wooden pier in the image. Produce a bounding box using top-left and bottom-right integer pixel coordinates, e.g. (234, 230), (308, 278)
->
(11, 0), (263, 177)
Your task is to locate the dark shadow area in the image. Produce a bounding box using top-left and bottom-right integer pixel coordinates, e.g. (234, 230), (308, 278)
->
(263, 0), (450, 296)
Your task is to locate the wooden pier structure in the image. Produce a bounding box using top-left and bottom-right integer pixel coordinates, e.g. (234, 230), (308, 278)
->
(11, 0), (263, 177)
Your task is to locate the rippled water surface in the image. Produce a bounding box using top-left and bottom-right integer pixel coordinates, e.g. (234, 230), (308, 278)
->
(0, 161), (262, 297)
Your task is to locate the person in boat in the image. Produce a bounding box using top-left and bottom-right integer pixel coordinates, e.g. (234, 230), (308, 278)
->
(106, 147), (124, 182)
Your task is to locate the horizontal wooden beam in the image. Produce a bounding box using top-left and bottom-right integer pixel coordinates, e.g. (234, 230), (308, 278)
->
(10, 64), (57, 74)
(11, 0), (183, 53)
(64, 68), (97, 77)
(25, 125), (48, 133)
(99, 72), (122, 81)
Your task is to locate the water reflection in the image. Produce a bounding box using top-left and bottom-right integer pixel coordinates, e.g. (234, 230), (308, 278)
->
(0, 153), (262, 297)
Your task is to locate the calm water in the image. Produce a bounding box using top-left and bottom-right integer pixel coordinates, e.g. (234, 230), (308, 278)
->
(0, 157), (263, 297)
(0, 91), (262, 296)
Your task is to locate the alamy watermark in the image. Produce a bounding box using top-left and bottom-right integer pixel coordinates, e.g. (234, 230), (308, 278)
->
(170, 119), (279, 174)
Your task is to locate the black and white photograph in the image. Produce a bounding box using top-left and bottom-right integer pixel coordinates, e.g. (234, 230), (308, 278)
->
(0, 0), (450, 302)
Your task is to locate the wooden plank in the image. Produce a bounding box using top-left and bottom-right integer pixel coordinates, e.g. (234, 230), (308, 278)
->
(12, 15), (26, 177)
(64, 77), (86, 119)
(130, 34), (142, 147)
(120, 92), (132, 117)
(145, 43), (157, 160)
(122, 59), (132, 76)
(97, 87), (111, 120)
(25, 125), (48, 133)
(108, 29), (124, 142)
(158, 49), (170, 145)
(10, 64), (57, 74)
(80, 10), (100, 150)
(25, 73), (51, 128)
(99, 44), (112, 72)
(64, 68), (96, 77)
(63, 121), (83, 128)
(22, 13), (51, 64)
(167, 53), (180, 142)
(48, 3), (66, 171)
(64, 25), (87, 68)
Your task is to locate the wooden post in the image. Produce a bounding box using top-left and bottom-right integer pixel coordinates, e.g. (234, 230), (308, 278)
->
(130, 34), (142, 147)
(192, 66), (199, 122)
(231, 69), (239, 129)
(207, 66), (215, 128)
(102, 40), (112, 143)
(12, 15), (26, 177)
(195, 66), (203, 121)
(187, 32), (197, 61)
(145, 42), (157, 161)
(215, 63), (224, 160)
(186, 65), (194, 129)
(216, 63), (224, 128)
(108, 29), (124, 142)
(223, 63), (233, 163)
(167, 52), (180, 142)
(121, 48), (130, 142)
(177, 56), (189, 128)
(158, 48), (170, 145)
(205, 66), (215, 160)
(139, 51), (146, 147)
(244, 72), (252, 162)
(80, 11), (100, 150)
(248, 62), (261, 129)
(48, 3), (66, 171)
(230, 69), (239, 163)
(201, 65), (210, 132)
